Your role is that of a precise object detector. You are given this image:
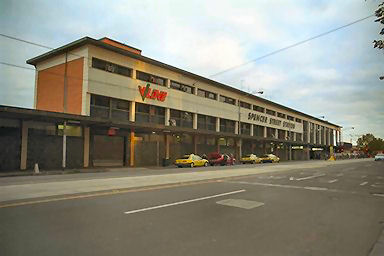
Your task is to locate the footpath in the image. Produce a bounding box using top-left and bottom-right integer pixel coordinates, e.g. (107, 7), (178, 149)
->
(0, 159), (371, 204)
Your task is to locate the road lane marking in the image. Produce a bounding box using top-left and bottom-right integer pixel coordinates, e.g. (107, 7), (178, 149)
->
(124, 189), (246, 215)
(372, 194), (384, 197)
(361, 175), (367, 178)
(216, 199), (264, 209)
(290, 173), (326, 181)
(360, 182), (368, 186)
(336, 173), (344, 177)
(328, 179), (338, 183)
(304, 186), (328, 191)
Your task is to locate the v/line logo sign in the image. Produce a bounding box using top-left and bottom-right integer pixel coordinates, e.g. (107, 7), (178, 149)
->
(138, 83), (168, 102)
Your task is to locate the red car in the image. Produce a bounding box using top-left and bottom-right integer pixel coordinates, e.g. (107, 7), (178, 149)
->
(208, 152), (236, 166)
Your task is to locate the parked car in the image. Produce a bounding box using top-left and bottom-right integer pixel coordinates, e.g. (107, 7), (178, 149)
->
(240, 154), (261, 164)
(175, 154), (209, 168)
(374, 153), (384, 161)
(208, 152), (236, 166)
(260, 154), (280, 163)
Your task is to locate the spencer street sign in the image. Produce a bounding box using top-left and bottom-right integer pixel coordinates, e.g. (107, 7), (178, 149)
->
(138, 83), (168, 102)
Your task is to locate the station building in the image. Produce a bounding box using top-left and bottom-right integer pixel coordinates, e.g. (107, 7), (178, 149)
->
(0, 37), (342, 171)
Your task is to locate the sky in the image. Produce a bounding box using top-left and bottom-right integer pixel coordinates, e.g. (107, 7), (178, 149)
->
(0, 0), (383, 144)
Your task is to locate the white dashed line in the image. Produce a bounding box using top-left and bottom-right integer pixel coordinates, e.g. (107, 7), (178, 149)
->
(292, 174), (326, 181)
(361, 175), (367, 178)
(124, 189), (246, 214)
(360, 181), (368, 186)
(372, 194), (384, 197)
(328, 179), (338, 183)
(336, 173), (344, 177)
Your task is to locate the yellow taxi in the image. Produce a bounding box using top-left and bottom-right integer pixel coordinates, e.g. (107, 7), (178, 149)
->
(175, 154), (209, 168)
(240, 154), (262, 164)
(260, 154), (280, 163)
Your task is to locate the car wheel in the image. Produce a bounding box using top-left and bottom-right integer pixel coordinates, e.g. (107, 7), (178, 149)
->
(190, 162), (194, 168)
(204, 162), (208, 167)
(253, 160), (257, 164)
(178, 165), (182, 168)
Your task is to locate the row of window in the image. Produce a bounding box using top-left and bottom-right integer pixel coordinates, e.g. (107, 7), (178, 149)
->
(91, 57), (306, 125)
(91, 95), (331, 143)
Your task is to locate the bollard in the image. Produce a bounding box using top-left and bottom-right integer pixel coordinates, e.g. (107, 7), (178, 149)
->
(34, 163), (40, 174)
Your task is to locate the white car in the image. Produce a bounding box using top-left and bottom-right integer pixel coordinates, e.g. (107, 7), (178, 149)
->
(374, 154), (384, 161)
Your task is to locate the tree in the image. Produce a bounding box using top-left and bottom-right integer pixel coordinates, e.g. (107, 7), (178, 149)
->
(357, 133), (384, 154)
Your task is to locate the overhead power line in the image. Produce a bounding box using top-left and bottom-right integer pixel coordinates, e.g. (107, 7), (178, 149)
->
(209, 14), (375, 78)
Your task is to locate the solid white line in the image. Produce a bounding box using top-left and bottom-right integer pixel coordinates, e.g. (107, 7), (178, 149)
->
(360, 181), (368, 186)
(336, 173), (344, 177)
(372, 193), (384, 197)
(124, 189), (246, 214)
(295, 174), (326, 181)
(328, 179), (338, 183)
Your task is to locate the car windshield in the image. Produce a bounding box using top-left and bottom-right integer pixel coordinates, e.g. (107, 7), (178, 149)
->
(180, 155), (191, 159)
(262, 154), (270, 158)
(244, 154), (252, 157)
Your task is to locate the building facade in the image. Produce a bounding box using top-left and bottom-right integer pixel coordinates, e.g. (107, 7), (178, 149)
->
(0, 37), (342, 171)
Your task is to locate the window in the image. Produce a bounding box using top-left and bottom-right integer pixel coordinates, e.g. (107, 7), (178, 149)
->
(278, 129), (286, 140)
(197, 89), (217, 100)
(296, 133), (302, 142)
(91, 94), (110, 107)
(219, 95), (236, 105)
(92, 58), (132, 77)
(240, 122), (251, 135)
(136, 70), (166, 86)
(220, 118), (236, 133)
(266, 109), (276, 116)
(267, 127), (276, 138)
(112, 99), (129, 120)
(253, 125), (264, 137)
(135, 103), (165, 124)
(295, 118), (302, 123)
(90, 94), (110, 119)
(253, 105), (265, 113)
(239, 101), (251, 109)
(170, 81), (194, 94)
(287, 115), (294, 121)
(170, 109), (193, 128)
(197, 114), (216, 131)
(277, 112), (286, 118)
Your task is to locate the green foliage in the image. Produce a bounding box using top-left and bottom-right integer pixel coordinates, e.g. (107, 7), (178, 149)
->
(357, 133), (384, 153)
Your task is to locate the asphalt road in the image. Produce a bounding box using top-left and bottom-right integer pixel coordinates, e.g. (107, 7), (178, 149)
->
(1, 160), (383, 256)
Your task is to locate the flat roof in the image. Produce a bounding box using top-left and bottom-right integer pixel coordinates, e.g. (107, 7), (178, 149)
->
(26, 36), (341, 128)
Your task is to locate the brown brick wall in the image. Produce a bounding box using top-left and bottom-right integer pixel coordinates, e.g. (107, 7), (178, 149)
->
(36, 57), (84, 114)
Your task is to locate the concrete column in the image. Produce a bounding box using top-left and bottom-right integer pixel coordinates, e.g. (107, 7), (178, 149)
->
(165, 134), (170, 159)
(323, 127), (326, 146)
(166, 79), (171, 88)
(274, 129), (278, 140)
(313, 124), (317, 145)
(62, 122), (67, 169)
(284, 130), (288, 140)
(327, 129), (331, 146)
(263, 126), (267, 138)
(293, 132), (297, 142)
(236, 139), (242, 160)
(130, 129), (135, 167)
(193, 113), (197, 129)
(235, 121), (239, 135)
(193, 135), (198, 154)
(165, 108), (170, 126)
(20, 122), (28, 170)
(216, 117), (220, 132)
(250, 124), (254, 136)
(129, 101), (136, 122)
(83, 127), (90, 168)
(216, 138), (220, 153)
(307, 122), (310, 143)
(132, 69), (136, 79)
(304, 146), (310, 160)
